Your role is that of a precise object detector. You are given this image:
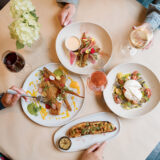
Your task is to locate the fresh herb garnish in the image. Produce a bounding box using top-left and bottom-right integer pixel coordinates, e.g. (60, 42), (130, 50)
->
(56, 94), (64, 101)
(48, 100), (52, 106)
(43, 85), (49, 92)
(63, 86), (72, 92)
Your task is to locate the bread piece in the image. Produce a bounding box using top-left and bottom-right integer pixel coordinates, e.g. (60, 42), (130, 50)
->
(67, 121), (116, 138)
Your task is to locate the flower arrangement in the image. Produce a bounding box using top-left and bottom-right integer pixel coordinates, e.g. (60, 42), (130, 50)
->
(9, 0), (40, 49)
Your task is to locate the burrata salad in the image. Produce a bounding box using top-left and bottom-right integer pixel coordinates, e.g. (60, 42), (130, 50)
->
(113, 71), (151, 109)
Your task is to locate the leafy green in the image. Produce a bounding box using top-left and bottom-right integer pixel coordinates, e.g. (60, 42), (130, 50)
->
(29, 24), (35, 28)
(85, 123), (90, 127)
(110, 125), (113, 130)
(137, 73), (141, 77)
(96, 127), (100, 131)
(122, 77), (126, 81)
(56, 94), (64, 101)
(127, 102), (132, 107)
(30, 10), (39, 22)
(48, 100), (52, 106)
(81, 129), (86, 135)
(16, 40), (24, 49)
(63, 86), (72, 92)
(43, 85), (49, 92)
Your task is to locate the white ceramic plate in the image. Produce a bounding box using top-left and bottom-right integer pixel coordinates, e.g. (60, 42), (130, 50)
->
(56, 22), (112, 75)
(54, 112), (120, 152)
(21, 63), (85, 127)
(103, 63), (160, 119)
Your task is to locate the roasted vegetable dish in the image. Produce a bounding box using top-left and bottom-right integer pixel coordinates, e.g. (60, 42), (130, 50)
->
(38, 67), (84, 115)
(67, 121), (116, 138)
(113, 71), (152, 109)
(69, 32), (100, 67)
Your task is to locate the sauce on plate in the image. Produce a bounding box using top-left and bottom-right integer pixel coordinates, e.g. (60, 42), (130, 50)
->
(65, 36), (81, 51)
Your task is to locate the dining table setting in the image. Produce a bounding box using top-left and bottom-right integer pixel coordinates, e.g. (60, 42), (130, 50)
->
(0, 0), (160, 160)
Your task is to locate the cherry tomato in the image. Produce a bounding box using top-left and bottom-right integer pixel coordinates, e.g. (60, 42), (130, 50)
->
(131, 75), (138, 80)
(45, 78), (49, 82)
(145, 88), (152, 98)
(133, 71), (138, 75)
(132, 100), (138, 104)
(60, 83), (65, 87)
(90, 48), (95, 54)
(131, 71), (139, 80)
(118, 79), (124, 85)
(114, 95), (121, 104)
(45, 104), (51, 109)
(122, 88), (126, 94)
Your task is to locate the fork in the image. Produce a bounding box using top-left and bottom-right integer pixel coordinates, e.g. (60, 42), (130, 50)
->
(1, 89), (48, 104)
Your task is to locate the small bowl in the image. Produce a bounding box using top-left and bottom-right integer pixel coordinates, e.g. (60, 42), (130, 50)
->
(65, 36), (81, 51)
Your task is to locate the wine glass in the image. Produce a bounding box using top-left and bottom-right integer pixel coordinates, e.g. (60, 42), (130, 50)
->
(121, 24), (153, 56)
(87, 70), (107, 95)
(2, 50), (25, 72)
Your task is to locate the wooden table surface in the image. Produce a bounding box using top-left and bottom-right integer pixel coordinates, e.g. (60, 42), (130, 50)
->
(0, 0), (159, 160)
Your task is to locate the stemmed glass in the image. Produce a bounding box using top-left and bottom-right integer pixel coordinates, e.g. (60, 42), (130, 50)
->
(121, 24), (153, 56)
(87, 70), (107, 95)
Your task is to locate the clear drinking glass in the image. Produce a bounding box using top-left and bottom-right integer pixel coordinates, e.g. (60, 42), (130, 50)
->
(87, 70), (107, 95)
(2, 50), (25, 72)
(121, 25), (153, 56)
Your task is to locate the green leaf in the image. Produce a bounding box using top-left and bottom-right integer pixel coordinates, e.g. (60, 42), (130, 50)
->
(48, 100), (52, 106)
(30, 10), (39, 22)
(127, 102), (132, 107)
(122, 77), (126, 81)
(81, 129), (86, 135)
(43, 85), (49, 92)
(16, 40), (24, 49)
(30, 10), (36, 17)
(63, 86), (71, 91)
(29, 24), (35, 28)
(137, 73), (141, 76)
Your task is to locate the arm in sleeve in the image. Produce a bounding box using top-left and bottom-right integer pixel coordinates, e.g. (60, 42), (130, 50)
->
(0, 94), (5, 110)
(145, 0), (160, 30)
(56, 0), (79, 6)
(0, 0), (10, 10)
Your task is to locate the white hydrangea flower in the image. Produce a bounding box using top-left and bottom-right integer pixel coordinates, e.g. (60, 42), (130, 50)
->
(10, 0), (35, 18)
(9, 14), (40, 47)
(9, 0), (40, 49)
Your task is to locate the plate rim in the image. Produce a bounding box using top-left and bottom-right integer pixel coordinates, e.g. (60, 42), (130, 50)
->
(103, 62), (160, 119)
(21, 63), (86, 127)
(55, 21), (113, 75)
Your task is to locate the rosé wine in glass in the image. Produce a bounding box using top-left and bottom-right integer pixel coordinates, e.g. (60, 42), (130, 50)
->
(87, 71), (107, 95)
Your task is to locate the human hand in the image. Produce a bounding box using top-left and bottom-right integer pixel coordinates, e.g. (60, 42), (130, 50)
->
(1, 86), (27, 108)
(132, 23), (151, 30)
(58, 3), (76, 27)
(81, 142), (107, 160)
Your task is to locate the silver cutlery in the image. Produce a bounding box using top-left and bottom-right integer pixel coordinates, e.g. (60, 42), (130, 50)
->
(1, 89), (48, 104)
